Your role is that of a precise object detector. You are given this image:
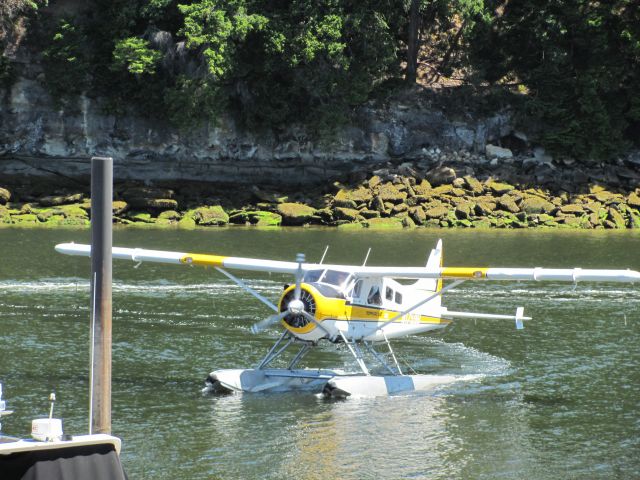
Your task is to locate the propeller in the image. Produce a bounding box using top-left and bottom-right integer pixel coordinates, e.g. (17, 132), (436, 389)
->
(251, 253), (306, 333)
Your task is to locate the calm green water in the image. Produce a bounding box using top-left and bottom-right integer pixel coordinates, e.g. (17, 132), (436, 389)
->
(1, 228), (639, 479)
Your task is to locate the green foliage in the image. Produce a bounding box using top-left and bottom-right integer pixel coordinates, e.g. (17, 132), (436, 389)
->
(468, 0), (640, 160)
(12, 0), (639, 161)
(112, 37), (162, 75)
(41, 18), (90, 98)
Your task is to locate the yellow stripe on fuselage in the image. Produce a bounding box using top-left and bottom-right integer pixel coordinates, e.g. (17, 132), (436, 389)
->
(180, 253), (228, 267)
(441, 267), (488, 279)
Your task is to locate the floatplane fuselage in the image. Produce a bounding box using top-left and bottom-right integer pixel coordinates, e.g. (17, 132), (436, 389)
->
(55, 240), (640, 398)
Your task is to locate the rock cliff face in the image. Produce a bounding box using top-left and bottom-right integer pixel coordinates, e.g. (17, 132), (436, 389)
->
(0, 55), (513, 186)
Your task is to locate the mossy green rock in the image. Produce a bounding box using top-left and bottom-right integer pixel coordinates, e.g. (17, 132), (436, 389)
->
(409, 206), (426, 225)
(191, 206), (229, 226)
(229, 210), (282, 226)
(39, 193), (83, 207)
(11, 213), (39, 224)
(498, 195), (519, 213)
(376, 183), (407, 203)
(129, 212), (155, 223)
(608, 207), (626, 228)
(521, 196), (555, 214)
(463, 176), (484, 195)
(560, 204), (585, 215)
(627, 192), (640, 209)
(0, 187), (11, 204)
(486, 180), (514, 195)
(412, 179), (432, 195)
(334, 207), (360, 222)
(365, 217), (405, 229)
(158, 210), (182, 221)
(425, 205), (450, 219)
(475, 200), (497, 216)
(334, 187), (371, 208)
(276, 203), (316, 225)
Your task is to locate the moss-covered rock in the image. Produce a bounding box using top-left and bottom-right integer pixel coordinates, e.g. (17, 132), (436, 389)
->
(376, 183), (407, 204)
(412, 179), (432, 195)
(497, 195), (520, 213)
(364, 217), (405, 229)
(409, 206), (426, 225)
(424, 205), (450, 219)
(360, 209), (380, 219)
(11, 213), (39, 224)
(608, 207), (626, 229)
(462, 176), (484, 195)
(158, 210), (182, 221)
(333, 207), (360, 222)
(474, 199), (497, 216)
(0, 187), (11, 205)
(454, 201), (474, 219)
(627, 192), (640, 209)
(520, 195), (555, 214)
(276, 203), (316, 225)
(128, 212), (155, 223)
(486, 180), (514, 195)
(559, 204), (585, 215)
(334, 187), (371, 208)
(192, 206), (229, 226)
(39, 193), (84, 207)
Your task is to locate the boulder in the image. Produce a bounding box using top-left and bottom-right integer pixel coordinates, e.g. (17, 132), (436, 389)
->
(276, 203), (316, 225)
(192, 206), (229, 226)
(627, 192), (640, 209)
(559, 204), (585, 215)
(454, 201), (474, 219)
(0, 187), (11, 204)
(39, 193), (84, 207)
(425, 166), (456, 186)
(485, 180), (514, 195)
(376, 183), (407, 203)
(412, 179), (432, 195)
(608, 207), (626, 229)
(409, 206), (427, 225)
(520, 196), (555, 215)
(333, 207), (360, 222)
(334, 187), (372, 208)
(424, 205), (450, 219)
(474, 199), (497, 216)
(462, 176), (484, 195)
(498, 195), (520, 213)
(485, 144), (513, 159)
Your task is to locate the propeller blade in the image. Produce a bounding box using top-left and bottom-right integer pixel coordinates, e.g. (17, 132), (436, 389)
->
(251, 311), (288, 334)
(294, 253), (305, 301)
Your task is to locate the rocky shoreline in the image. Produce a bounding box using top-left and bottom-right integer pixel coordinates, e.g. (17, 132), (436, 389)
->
(1, 148), (640, 230)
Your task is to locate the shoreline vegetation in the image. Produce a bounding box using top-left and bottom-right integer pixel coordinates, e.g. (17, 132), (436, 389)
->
(2, 151), (640, 230)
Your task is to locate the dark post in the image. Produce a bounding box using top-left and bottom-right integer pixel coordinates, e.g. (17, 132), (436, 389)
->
(90, 157), (113, 434)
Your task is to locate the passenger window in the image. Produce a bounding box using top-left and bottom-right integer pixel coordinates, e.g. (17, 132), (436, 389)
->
(395, 292), (403, 304)
(385, 287), (393, 301)
(367, 286), (381, 305)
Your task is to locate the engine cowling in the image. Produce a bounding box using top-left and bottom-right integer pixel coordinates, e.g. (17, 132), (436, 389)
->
(277, 284), (345, 341)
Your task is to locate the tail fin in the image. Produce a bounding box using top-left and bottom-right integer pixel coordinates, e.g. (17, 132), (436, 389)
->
(414, 239), (443, 293)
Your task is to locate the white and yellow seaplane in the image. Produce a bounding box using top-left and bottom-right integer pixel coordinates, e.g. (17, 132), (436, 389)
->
(55, 240), (640, 398)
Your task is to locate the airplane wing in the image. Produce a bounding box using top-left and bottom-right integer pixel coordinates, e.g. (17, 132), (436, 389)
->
(54, 243), (640, 283)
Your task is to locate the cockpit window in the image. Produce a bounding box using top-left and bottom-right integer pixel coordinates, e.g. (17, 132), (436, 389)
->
(322, 270), (350, 287)
(303, 270), (323, 283)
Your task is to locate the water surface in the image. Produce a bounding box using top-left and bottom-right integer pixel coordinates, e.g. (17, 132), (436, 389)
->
(0, 228), (639, 479)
